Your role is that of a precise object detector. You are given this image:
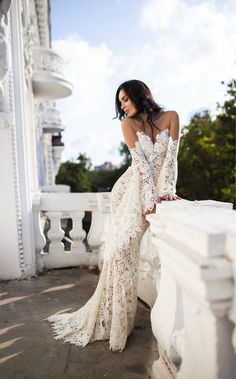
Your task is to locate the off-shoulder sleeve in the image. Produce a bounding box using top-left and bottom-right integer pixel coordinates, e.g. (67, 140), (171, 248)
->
(158, 137), (179, 197)
(130, 141), (159, 213)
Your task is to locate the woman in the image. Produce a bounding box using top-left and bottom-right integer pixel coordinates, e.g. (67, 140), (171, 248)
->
(48, 79), (181, 352)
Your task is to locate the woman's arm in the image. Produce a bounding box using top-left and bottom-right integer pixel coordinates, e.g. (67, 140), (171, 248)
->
(121, 118), (160, 220)
(159, 111), (181, 200)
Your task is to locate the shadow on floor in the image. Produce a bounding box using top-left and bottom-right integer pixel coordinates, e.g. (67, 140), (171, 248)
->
(0, 267), (158, 379)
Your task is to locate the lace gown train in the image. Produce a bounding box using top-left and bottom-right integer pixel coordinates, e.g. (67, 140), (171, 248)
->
(47, 128), (179, 352)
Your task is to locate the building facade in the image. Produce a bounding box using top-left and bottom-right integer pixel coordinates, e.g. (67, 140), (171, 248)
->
(0, 0), (72, 279)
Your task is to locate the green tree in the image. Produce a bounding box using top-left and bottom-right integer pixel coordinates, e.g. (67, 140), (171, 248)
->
(56, 153), (92, 192)
(214, 79), (236, 203)
(90, 166), (127, 192)
(177, 79), (235, 207)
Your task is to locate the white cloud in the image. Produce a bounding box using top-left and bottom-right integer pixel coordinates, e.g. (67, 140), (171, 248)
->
(140, 0), (180, 30)
(140, 0), (236, 80)
(52, 1), (236, 166)
(53, 35), (124, 167)
(139, 0), (236, 121)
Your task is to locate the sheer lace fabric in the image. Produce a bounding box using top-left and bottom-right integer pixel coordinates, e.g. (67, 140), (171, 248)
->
(48, 128), (179, 352)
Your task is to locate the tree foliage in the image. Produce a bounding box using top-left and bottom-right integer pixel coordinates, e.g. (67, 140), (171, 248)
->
(177, 79), (235, 207)
(90, 166), (127, 192)
(56, 153), (92, 192)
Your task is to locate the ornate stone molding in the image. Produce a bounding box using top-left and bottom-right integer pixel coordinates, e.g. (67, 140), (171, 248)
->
(0, 111), (12, 128)
(22, 17), (38, 77)
(8, 62), (25, 271)
(0, 0), (11, 104)
(35, 0), (50, 48)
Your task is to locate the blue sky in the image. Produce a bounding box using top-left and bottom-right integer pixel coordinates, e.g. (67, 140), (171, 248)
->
(50, 0), (236, 167)
(51, 0), (147, 52)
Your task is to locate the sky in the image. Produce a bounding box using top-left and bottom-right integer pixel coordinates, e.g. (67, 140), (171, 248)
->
(50, 0), (236, 167)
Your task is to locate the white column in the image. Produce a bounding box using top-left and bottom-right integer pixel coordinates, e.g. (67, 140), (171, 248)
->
(11, 0), (37, 276)
(0, 0), (23, 279)
(0, 0), (36, 279)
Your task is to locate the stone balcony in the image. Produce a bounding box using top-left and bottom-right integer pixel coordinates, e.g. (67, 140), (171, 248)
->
(41, 106), (65, 134)
(32, 47), (73, 100)
(31, 192), (236, 378)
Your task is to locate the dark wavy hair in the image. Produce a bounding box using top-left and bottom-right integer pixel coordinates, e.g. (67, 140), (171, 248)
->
(114, 79), (163, 133)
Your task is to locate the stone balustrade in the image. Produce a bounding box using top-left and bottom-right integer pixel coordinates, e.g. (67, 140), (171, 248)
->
(147, 199), (236, 379)
(32, 47), (64, 76)
(33, 192), (111, 272)
(33, 190), (158, 303)
(33, 192), (236, 378)
(41, 105), (65, 133)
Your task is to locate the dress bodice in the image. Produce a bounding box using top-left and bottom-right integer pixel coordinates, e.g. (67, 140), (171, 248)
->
(130, 128), (179, 204)
(135, 128), (170, 170)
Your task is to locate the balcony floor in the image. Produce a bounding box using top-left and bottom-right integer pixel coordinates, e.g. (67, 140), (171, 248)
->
(0, 267), (158, 379)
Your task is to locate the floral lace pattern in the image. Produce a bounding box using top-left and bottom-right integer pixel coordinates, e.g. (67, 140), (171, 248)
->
(48, 128), (179, 352)
(130, 142), (158, 212)
(158, 136), (179, 196)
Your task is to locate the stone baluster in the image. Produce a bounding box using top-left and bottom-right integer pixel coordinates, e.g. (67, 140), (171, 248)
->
(32, 195), (46, 273)
(44, 211), (64, 269)
(87, 211), (104, 268)
(70, 211), (87, 266)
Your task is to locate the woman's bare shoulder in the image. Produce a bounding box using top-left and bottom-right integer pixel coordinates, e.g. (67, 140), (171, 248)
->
(121, 117), (137, 131)
(160, 110), (179, 120)
(120, 117), (139, 148)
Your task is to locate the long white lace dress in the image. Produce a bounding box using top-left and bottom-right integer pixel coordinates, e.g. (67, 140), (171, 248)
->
(48, 128), (179, 352)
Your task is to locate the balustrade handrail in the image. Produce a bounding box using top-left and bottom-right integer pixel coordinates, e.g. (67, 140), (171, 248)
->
(38, 191), (111, 213)
(32, 46), (64, 76)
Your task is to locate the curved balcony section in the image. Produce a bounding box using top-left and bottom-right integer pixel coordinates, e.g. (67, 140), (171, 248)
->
(41, 107), (65, 133)
(32, 47), (73, 100)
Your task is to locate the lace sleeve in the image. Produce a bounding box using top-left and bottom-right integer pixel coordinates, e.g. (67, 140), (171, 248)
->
(130, 141), (159, 213)
(159, 137), (179, 197)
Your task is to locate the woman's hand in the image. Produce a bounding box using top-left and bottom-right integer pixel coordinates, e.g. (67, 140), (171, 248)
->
(160, 194), (182, 201)
(142, 196), (162, 224)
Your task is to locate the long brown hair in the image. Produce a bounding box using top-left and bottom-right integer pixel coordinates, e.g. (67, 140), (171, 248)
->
(114, 79), (163, 136)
